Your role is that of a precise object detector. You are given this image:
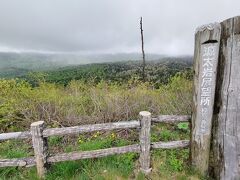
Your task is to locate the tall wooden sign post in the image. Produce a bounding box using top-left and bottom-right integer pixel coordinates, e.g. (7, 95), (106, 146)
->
(191, 16), (240, 179)
(191, 22), (221, 175)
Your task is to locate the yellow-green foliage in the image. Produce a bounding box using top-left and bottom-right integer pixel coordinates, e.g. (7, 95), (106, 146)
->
(0, 73), (192, 132)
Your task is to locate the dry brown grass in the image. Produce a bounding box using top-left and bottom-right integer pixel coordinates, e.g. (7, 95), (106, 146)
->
(0, 75), (192, 132)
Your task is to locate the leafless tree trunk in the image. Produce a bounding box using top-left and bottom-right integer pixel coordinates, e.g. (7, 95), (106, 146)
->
(140, 17), (146, 82)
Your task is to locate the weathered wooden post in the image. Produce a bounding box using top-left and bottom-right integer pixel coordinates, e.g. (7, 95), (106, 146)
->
(211, 16), (240, 180)
(191, 22), (221, 175)
(139, 111), (151, 174)
(31, 121), (48, 179)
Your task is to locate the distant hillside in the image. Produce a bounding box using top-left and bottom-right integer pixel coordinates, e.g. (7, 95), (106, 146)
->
(0, 52), (171, 78)
(0, 52), (192, 79)
(23, 56), (193, 87)
(0, 52), (65, 78)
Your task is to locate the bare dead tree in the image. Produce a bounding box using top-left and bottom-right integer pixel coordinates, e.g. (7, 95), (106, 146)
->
(140, 17), (146, 82)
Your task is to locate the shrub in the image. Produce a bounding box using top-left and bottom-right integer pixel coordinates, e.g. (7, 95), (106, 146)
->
(0, 73), (192, 132)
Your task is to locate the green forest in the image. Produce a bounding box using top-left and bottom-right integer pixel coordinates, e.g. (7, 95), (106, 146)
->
(0, 58), (205, 179)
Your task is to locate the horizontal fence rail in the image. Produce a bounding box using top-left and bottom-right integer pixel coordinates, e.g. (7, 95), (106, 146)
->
(0, 131), (31, 141)
(0, 116), (190, 141)
(0, 141), (190, 167)
(43, 120), (140, 137)
(0, 157), (35, 168)
(47, 144), (141, 163)
(0, 112), (190, 178)
(151, 140), (190, 149)
(0, 121), (140, 141)
(151, 115), (191, 123)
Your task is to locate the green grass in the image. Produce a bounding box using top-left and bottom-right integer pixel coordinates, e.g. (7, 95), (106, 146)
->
(0, 140), (37, 180)
(45, 153), (137, 180)
(151, 123), (190, 142)
(0, 124), (202, 179)
(0, 140), (32, 159)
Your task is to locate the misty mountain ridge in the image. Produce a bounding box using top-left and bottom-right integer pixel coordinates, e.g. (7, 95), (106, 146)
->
(0, 52), (191, 67)
(0, 52), (192, 78)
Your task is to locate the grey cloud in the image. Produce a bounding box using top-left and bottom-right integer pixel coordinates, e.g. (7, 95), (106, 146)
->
(0, 0), (239, 55)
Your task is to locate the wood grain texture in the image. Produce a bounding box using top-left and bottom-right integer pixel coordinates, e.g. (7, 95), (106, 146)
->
(191, 22), (221, 176)
(139, 111), (152, 174)
(47, 144), (140, 163)
(212, 16), (240, 180)
(0, 131), (31, 141)
(151, 115), (190, 123)
(0, 157), (35, 167)
(31, 121), (48, 179)
(152, 140), (189, 149)
(43, 120), (140, 137)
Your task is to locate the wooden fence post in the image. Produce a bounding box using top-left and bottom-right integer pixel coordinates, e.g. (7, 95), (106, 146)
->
(191, 22), (221, 175)
(211, 16), (240, 180)
(139, 111), (151, 174)
(31, 121), (48, 179)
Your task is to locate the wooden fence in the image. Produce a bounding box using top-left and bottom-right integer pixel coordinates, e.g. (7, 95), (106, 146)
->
(0, 111), (190, 178)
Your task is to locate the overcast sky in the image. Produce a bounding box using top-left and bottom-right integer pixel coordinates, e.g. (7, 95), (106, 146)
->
(0, 0), (239, 55)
